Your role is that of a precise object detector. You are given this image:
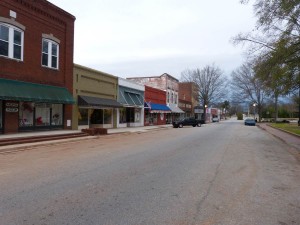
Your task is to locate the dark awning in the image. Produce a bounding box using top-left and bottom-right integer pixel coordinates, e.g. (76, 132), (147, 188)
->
(78, 95), (122, 108)
(0, 78), (74, 104)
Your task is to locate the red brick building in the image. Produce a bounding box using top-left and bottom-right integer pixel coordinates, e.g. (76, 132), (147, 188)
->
(178, 82), (199, 118)
(0, 0), (75, 134)
(144, 86), (171, 125)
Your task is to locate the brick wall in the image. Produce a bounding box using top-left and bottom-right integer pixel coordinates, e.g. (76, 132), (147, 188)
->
(144, 85), (166, 104)
(0, 0), (75, 91)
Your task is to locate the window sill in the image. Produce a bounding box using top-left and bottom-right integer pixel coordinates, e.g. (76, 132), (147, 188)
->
(0, 55), (23, 62)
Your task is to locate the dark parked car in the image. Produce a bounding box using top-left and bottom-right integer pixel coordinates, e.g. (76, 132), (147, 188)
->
(244, 118), (256, 126)
(173, 117), (202, 128)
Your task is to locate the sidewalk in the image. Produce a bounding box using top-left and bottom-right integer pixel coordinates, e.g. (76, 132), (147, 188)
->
(0, 125), (173, 153)
(257, 123), (300, 151)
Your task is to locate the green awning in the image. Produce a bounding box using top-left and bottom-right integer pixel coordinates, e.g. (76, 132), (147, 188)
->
(119, 90), (143, 107)
(0, 78), (74, 104)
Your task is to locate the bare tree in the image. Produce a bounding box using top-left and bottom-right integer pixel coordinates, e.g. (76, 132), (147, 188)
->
(231, 63), (267, 122)
(181, 64), (228, 122)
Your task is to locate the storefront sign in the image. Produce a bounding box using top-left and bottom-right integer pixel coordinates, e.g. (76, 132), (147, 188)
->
(6, 102), (19, 107)
(6, 108), (19, 113)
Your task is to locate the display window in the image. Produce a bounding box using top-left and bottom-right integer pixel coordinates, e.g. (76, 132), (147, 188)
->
(104, 109), (112, 125)
(35, 103), (51, 126)
(119, 108), (126, 124)
(78, 108), (89, 125)
(135, 108), (141, 122)
(52, 104), (63, 125)
(19, 102), (34, 127)
(90, 109), (112, 125)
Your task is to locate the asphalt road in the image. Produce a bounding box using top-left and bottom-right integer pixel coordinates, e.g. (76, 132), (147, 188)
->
(0, 119), (299, 225)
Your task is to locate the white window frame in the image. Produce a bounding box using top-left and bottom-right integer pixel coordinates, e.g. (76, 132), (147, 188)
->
(42, 38), (59, 69)
(0, 23), (24, 61)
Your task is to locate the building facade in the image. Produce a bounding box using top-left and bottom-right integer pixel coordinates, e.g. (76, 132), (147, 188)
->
(0, 0), (75, 134)
(73, 64), (121, 130)
(178, 82), (199, 118)
(144, 85), (171, 126)
(117, 78), (144, 127)
(127, 73), (183, 123)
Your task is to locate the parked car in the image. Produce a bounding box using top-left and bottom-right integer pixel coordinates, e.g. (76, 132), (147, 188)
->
(244, 118), (256, 126)
(212, 117), (219, 122)
(173, 117), (202, 128)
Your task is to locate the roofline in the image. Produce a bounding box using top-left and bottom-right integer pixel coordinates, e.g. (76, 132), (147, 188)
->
(127, 73), (179, 82)
(45, 0), (76, 20)
(74, 63), (118, 79)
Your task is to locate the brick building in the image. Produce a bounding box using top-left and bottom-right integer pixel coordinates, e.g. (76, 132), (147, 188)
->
(127, 73), (184, 123)
(144, 86), (171, 126)
(178, 82), (199, 118)
(0, 0), (75, 134)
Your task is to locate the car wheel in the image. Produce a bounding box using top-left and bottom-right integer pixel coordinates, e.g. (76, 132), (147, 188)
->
(197, 123), (201, 127)
(192, 125), (196, 127)
(179, 124), (183, 128)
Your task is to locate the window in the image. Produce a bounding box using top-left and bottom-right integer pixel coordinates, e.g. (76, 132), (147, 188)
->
(0, 23), (23, 60)
(167, 92), (170, 103)
(119, 108), (126, 123)
(19, 102), (34, 127)
(42, 39), (59, 69)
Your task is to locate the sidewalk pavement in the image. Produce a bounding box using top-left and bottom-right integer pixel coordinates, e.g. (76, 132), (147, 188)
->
(257, 123), (300, 151)
(0, 125), (173, 153)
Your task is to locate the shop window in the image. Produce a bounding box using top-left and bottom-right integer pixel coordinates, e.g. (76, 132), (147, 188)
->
(35, 103), (51, 126)
(104, 109), (112, 124)
(0, 23), (24, 60)
(52, 104), (63, 125)
(78, 108), (88, 125)
(0, 100), (2, 128)
(119, 108), (126, 124)
(42, 39), (59, 69)
(19, 102), (34, 127)
(135, 109), (141, 122)
(90, 109), (103, 124)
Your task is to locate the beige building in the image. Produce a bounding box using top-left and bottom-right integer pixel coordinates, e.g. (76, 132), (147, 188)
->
(72, 64), (121, 130)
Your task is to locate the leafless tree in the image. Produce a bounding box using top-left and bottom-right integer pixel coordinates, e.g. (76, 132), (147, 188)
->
(181, 64), (228, 121)
(231, 62), (267, 122)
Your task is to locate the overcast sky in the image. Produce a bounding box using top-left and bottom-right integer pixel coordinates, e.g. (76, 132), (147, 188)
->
(48, 0), (256, 79)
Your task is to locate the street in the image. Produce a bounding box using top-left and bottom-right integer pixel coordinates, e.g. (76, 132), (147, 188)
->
(0, 119), (300, 225)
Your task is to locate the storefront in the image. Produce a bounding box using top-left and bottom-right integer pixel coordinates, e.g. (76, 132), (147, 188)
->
(117, 78), (144, 127)
(77, 95), (122, 129)
(167, 103), (185, 123)
(0, 78), (74, 134)
(144, 102), (171, 125)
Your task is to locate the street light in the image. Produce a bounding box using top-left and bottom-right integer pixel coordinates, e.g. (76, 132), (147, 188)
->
(253, 103), (257, 121)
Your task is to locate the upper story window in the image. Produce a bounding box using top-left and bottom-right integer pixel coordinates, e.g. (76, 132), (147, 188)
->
(167, 92), (170, 103)
(42, 39), (59, 69)
(0, 23), (24, 60)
